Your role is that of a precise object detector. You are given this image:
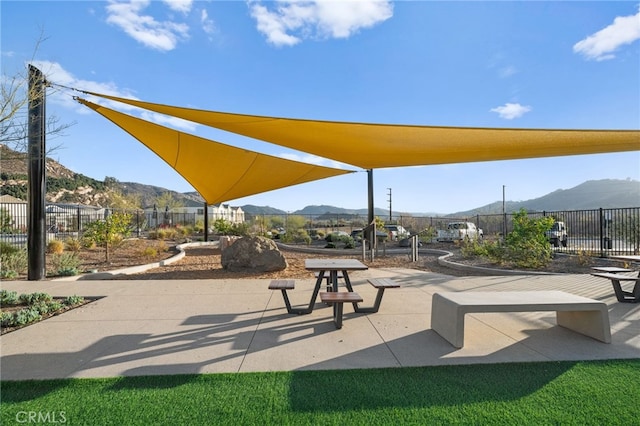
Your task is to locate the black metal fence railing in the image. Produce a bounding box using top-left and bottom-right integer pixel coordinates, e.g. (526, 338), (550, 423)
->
(1, 203), (638, 256)
(250, 207), (640, 256)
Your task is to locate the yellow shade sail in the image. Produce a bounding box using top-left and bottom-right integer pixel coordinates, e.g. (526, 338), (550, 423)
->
(76, 98), (354, 205)
(83, 91), (639, 169)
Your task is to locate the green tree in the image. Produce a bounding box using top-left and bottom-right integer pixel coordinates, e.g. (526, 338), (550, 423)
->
(212, 218), (233, 235)
(106, 189), (141, 210)
(82, 212), (132, 262)
(154, 192), (184, 210)
(0, 207), (14, 232)
(503, 209), (554, 268)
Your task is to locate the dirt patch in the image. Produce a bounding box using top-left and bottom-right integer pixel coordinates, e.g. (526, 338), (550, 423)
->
(108, 242), (627, 280)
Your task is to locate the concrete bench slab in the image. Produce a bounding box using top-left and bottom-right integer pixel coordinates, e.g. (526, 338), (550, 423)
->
(431, 291), (611, 348)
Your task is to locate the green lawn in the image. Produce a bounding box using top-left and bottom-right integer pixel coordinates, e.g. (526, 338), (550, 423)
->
(2, 359), (638, 425)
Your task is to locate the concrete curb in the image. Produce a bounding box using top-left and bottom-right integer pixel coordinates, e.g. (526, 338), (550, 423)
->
(436, 250), (556, 276)
(277, 243), (554, 276)
(53, 240), (219, 281)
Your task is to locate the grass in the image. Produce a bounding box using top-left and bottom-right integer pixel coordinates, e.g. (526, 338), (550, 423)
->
(1, 359), (639, 425)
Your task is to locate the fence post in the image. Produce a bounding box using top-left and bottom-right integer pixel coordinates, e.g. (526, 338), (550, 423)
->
(599, 208), (605, 257)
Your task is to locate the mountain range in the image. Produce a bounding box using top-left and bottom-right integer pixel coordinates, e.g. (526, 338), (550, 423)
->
(1, 144), (638, 216)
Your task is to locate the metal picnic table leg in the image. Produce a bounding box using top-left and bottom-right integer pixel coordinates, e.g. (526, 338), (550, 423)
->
(341, 269), (361, 312)
(290, 270), (325, 315)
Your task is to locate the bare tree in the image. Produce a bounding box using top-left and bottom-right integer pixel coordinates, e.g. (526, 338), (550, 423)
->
(0, 32), (74, 158)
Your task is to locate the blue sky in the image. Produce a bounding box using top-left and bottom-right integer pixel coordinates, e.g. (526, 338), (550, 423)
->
(2, 1), (639, 214)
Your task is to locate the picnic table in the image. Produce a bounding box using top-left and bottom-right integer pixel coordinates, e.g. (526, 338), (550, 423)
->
(591, 266), (634, 274)
(304, 259), (368, 328)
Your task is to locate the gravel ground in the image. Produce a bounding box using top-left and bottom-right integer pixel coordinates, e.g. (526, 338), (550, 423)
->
(109, 242), (630, 280)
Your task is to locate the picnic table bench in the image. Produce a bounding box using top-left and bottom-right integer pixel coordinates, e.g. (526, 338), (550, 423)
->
(431, 291), (611, 348)
(268, 280), (308, 314)
(354, 278), (401, 313)
(320, 291), (363, 329)
(591, 271), (640, 303)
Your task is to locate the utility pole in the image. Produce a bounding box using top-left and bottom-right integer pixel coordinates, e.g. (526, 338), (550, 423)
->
(387, 188), (392, 222)
(27, 65), (47, 280)
(502, 185), (506, 241)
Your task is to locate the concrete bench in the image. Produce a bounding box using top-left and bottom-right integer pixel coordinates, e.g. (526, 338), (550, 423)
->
(591, 272), (640, 303)
(320, 292), (363, 329)
(431, 291), (611, 348)
(354, 278), (400, 313)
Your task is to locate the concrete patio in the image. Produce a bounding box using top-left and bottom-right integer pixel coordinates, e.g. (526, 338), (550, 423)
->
(1, 268), (639, 381)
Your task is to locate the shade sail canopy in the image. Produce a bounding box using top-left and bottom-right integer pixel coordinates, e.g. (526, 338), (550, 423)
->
(84, 91), (639, 170)
(76, 98), (354, 205)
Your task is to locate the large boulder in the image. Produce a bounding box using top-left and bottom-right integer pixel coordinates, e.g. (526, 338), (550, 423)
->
(221, 236), (287, 272)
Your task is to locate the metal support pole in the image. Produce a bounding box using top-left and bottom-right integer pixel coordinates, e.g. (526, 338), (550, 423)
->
(367, 169), (374, 255)
(27, 65), (46, 280)
(204, 202), (209, 242)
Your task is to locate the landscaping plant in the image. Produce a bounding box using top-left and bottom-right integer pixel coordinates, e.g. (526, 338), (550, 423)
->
(82, 211), (132, 262)
(0, 290), (85, 331)
(459, 209), (554, 269)
(0, 242), (27, 278)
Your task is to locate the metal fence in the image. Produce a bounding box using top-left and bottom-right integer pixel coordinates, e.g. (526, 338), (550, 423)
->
(0, 204), (199, 247)
(2, 202), (639, 256)
(250, 207), (640, 256)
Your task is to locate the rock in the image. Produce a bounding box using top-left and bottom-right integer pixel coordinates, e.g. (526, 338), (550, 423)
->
(221, 236), (287, 272)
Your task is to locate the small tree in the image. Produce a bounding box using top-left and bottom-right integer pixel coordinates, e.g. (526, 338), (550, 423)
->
(82, 212), (132, 262)
(212, 218), (233, 235)
(0, 208), (14, 233)
(503, 209), (554, 269)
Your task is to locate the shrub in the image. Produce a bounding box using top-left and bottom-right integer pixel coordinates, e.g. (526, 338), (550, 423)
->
(46, 239), (64, 254)
(0, 248), (27, 278)
(153, 228), (177, 240)
(0, 290), (19, 306)
(1, 292), (86, 329)
(460, 238), (487, 258)
(50, 252), (81, 276)
(0, 241), (19, 256)
(140, 247), (158, 259)
(13, 307), (42, 326)
(0, 311), (13, 327)
(154, 240), (168, 252)
(64, 237), (82, 252)
(19, 292), (52, 305)
(64, 295), (85, 306)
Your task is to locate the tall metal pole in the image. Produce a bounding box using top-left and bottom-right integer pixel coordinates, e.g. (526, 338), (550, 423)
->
(27, 65), (47, 280)
(387, 187), (392, 222)
(204, 202), (209, 242)
(502, 185), (506, 241)
(367, 169), (375, 253)
(367, 169), (374, 225)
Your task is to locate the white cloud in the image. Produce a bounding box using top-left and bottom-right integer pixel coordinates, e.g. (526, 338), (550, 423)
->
(31, 60), (197, 132)
(162, 0), (192, 14)
(498, 65), (517, 78)
(573, 7), (640, 61)
(490, 103), (532, 120)
(105, 0), (190, 51)
(248, 0), (393, 47)
(201, 9), (216, 36)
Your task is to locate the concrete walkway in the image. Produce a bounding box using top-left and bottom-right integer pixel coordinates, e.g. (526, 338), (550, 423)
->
(1, 268), (639, 380)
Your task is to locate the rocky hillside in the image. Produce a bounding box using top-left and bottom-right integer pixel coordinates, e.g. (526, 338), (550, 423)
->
(0, 144), (202, 207)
